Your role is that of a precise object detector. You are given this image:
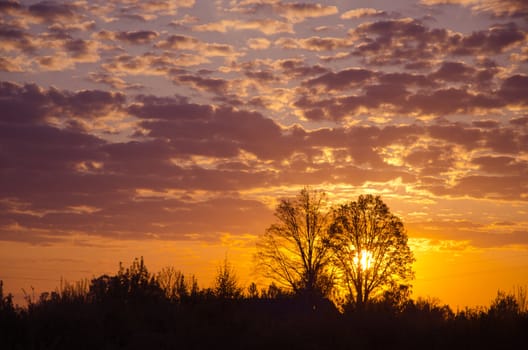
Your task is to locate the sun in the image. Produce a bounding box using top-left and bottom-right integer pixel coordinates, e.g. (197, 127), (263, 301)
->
(353, 249), (373, 271)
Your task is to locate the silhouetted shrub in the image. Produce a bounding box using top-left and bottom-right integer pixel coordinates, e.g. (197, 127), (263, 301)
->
(89, 257), (164, 305)
(489, 290), (520, 320)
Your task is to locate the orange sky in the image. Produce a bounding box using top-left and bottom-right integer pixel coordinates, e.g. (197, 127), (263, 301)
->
(1, 191), (527, 308)
(1, 0), (527, 308)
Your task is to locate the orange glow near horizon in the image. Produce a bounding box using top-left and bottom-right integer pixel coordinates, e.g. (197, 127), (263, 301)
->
(1, 231), (527, 309)
(1, 185), (528, 310)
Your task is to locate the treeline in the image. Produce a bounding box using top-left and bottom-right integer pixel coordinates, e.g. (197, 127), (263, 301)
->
(1, 257), (527, 350)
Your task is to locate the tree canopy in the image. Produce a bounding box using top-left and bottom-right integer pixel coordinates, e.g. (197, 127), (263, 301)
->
(330, 194), (415, 309)
(256, 189), (414, 308)
(256, 188), (334, 298)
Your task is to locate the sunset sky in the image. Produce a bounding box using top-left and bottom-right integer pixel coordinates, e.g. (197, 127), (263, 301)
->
(1, 0), (527, 308)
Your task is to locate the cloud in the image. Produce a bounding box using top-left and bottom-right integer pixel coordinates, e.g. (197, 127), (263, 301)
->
(0, 25), (39, 53)
(450, 22), (525, 55)
(293, 63), (524, 120)
(96, 30), (160, 45)
(275, 35), (351, 51)
(62, 38), (99, 61)
(275, 58), (328, 79)
(341, 8), (386, 19)
(510, 116), (528, 126)
(173, 74), (231, 95)
(0, 22), (103, 71)
(499, 74), (528, 105)
(103, 0), (196, 21)
(404, 88), (503, 115)
(0, 194), (274, 244)
(472, 120), (500, 129)
(231, 1), (337, 23)
(101, 52), (208, 75)
(0, 56), (24, 72)
(27, 1), (80, 24)
(304, 68), (374, 91)
(0, 81), (125, 125)
(1, 0), (527, 253)
(1, 80), (527, 247)
(132, 0), (195, 13)
(349, 19), (525, 67)
(439, 175), (527, 200)
(0, 1), (22, 15)
(378, 72), (436, 88)
(405, 144), (457, 176)
(273, 2), (338, 23)
(193, 19), (293, 35)
(87, 72), (143, 90)
(0, 83), (285, 243)
(129, 95), (290, 160)
(473, 156), (528, 176)
(421, 0), (528, 20)
(169, 14), (199, 28)
(471, 0), (528, 19)
(408, 221), (528, 248)
(430, 61), (477, 82)
(155, 34), (238, 57)
(247, 37), (271, 50)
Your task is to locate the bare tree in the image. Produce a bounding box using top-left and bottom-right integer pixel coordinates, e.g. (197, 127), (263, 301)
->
(256, 188), (334, 298)
(489, 290), (519, 318)
(514, 285), (527, 313)
(157, 266), (194, 302)
(330, 194), (414, 309)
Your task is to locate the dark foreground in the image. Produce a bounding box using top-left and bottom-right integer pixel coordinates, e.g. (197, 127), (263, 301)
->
(1, 258), (526, 349)
(2, 295), (527, 350)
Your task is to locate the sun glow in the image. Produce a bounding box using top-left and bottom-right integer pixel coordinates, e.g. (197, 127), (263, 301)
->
(353, 249), (373, 271)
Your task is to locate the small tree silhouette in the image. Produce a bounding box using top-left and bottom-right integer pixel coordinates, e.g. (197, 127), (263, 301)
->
(213, 257), (243, 299)
(247, 282), (259, 299)
(157, 266), (190, 302)
(0, 280), (15, 313)
(489, 290), (519, 319)
(514, 285), (527, 313)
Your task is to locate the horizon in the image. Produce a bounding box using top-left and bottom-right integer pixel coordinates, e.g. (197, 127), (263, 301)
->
(1, 0), (527, 310)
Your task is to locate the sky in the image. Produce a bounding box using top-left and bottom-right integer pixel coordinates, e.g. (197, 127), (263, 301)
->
(0, 0), (527, 308)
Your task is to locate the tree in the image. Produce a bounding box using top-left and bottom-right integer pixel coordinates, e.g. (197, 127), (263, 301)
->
(156, 266), (197, 302)
(256, 188), (334, 298)
(330, 194), (414, 309)
(247, 282), (259, 299)
(489, 290), (519, 319)
(89, 257), (163, 303)
(0, 280), (15, 313)
(514, 285), (527, 313)
(213, 257), (243, 299)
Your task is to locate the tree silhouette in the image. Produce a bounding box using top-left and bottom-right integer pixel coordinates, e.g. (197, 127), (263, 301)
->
(89, 256), (163, 303)
(213, 257), (243, 299)
(247, 282), (259, 299)
(256, 188), (334, 298)
(0, 280), (14, 313)
(489, 290), (520, 319)
(4, 258), (528, 350)
(156, 266), (197, 302)
(330, 194), (414, 309)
